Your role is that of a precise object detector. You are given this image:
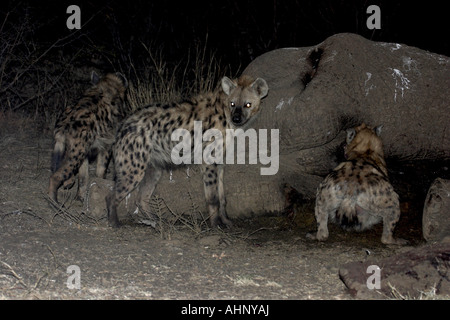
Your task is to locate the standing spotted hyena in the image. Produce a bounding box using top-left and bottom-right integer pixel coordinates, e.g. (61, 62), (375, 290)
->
(48, 71), (129, 203)
(106, 75), (269, 228)
(307, 123), (406, 244)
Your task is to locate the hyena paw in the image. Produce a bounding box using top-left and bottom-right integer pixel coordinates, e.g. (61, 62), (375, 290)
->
(210, 215), (233, 228)
(306, 231), (328, 241)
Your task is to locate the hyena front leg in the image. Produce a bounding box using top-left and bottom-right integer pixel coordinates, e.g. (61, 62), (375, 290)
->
(216, 165), (232, 226)
(202, 164), (231, 227)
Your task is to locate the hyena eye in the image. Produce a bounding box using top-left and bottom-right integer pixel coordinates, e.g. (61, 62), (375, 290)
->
(245, 102), (252, 108)
(230, 102), (235, 108)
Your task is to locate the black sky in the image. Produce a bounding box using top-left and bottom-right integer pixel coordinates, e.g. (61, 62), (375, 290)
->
(1, 0), (448, 73)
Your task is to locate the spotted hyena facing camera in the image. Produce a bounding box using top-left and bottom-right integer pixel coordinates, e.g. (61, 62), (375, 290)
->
(307, 123), (406, 245)
(48, 71), (129, 204)
(106, 75), (269, 228)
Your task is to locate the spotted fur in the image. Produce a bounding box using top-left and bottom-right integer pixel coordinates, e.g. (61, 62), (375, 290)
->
(48, 71), (129, 203)
(106, 75), (269, 228)
(308, 123), (406, 244)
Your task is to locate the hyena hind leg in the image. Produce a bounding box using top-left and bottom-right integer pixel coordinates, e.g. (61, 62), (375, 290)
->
(306, 202), (331, 241)
(381, 208), (407, 245)
(51, 133), (65, 173)
(106, 166), (148, 228)
(137, 167), (162, 215)
(96, 149), (112, 178)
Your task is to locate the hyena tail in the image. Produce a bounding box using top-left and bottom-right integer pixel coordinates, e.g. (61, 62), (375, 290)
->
(51, 132), (65, 173)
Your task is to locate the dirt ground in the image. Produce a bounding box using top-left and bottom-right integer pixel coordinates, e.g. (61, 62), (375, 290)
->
(0, 118), (444, 300)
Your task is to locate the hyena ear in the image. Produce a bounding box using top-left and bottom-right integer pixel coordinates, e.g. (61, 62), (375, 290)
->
(251, 78), (269, 98)
(91, 71), (100, 85)
(115, 72), (128, 88)
(346, 128), (356, 143)
(221, 76), (236, 96)
(375, 125), (383, 136)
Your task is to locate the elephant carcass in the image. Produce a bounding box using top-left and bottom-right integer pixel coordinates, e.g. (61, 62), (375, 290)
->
(114, 33), (450, 222)
(240, 33), (449, 205)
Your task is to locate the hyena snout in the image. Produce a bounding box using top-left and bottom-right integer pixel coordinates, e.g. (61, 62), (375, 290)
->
(231, 108), (244, 125)
(231, 107), (255, 126)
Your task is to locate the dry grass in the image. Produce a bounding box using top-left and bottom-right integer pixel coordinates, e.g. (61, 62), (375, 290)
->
(133, 192), (210, 240)
(0, 243), (60, 296)
(387, 282), (450, 300)
(127, 40), (233, 111)
(1, 7), (232, 132)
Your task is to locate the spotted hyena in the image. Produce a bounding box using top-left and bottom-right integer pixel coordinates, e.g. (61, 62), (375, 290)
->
(48, 71), (129, 203)
(307, 123), (406, 244)
(106, 75), (269, 228)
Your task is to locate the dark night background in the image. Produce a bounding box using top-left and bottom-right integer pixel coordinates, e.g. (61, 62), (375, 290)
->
(0, 2), (449, 300)
(2, 0), (448, 71)
(1, 0), (448, 117)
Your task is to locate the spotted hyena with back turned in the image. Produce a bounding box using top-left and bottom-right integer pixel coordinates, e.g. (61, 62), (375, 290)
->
(307, 123), (406, 244)
(106, 75), (269, 228)
(48, 71), (129, 203)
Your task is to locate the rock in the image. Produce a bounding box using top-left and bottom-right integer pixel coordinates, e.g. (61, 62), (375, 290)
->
(339, 242), (450, 299)
(423, 178), (450, 242)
